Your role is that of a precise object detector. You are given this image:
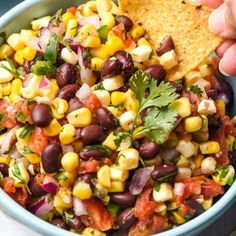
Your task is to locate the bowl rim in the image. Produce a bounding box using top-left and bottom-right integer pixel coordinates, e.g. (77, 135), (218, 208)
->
(0, 0), (236, 236)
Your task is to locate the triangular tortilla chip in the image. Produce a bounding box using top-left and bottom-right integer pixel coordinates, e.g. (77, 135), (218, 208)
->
(119, 0), (223, 80)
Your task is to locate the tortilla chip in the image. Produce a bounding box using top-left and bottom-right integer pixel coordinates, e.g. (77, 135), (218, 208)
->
(119, 0), (223, 80)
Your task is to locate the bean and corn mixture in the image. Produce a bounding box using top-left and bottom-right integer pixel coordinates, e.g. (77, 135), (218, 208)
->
(0, 1), (236, 235)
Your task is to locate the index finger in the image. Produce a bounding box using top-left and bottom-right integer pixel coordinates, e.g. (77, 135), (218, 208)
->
(197, 0), (224, 8)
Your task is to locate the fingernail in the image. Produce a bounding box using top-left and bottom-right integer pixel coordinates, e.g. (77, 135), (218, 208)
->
(219, 60), (231, 76)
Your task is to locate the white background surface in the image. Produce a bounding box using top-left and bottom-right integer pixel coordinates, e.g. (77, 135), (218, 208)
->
(0, 210), (41, 236)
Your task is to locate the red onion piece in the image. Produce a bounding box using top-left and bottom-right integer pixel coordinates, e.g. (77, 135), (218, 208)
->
(129, 166), (154, 195)
(30, 195), (53, 217)
(26, 37), (43, 52)
(39, 76), (50, 88)
(73, 197), (87, 216)
(0, 127), (18, 154)
(62, 144), (75, 154)
(76, 83), (91, 103)
(42, 175), (59, 195)
(78, 15), (101, 29)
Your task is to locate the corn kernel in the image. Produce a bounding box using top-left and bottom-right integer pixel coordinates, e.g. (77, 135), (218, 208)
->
(101, 12), (115, 29)
(110, 165), (129, 182)
(82, 5), (96, 16)
(54, 188), (73, 212)
(66, 19), (78, 37)
(62, 12), (75, 28)
(61, 152), (79, 172)
(90, 44), (110, 59)
(52, 98), (69, 119)
(21, 75), (41, 99)
(153, 183), (173, 202)
(20, 29), (36, 43)
(82, 227), (105, 236)
(67, 107), (92, 127)
(172, 212), (186, 224)
(131, 45), (153, 63)
(2, 82), (11, 96)
(73, 181), (92, 200)
(119, 111), (138, 131)
(31, 16), (51, 30)
(159, 50), (178, 70)
(91, 57), (105, 71)
(102, 75), (124, 91)
(185, 71), (201, 87)
(194, 154), (204, 168)
(0, 157), (11, 165)
(22, 46), (36, 61)
(102, 132), (117, 150)
(97, 165), (111, 188)
(170, 97), (191, 118)
(117, 148), (140, 170)
(124, 89), (139, 112)
(131, 25), (146, 39)
(200, 141), (220, 154)
(184, 116), (202, 133)
(7, 33), (25, 51)
(106, 106), (119, 117)
(176, 155), (191, 168)
(202, 199), (213, 210)
(111, 91), (125, 106)
(92, 90), (111, 106)
(201, 157), (217, 174)
(137, 38), (152, 47)
(176, 140), (195, 158)
(108, 181), (125, 193)
(198, 99), (217, 115)
(57, 171), (77, 188)
(106, 32), (125, 55)
(9, 94), (21, 103)
(59, 124), (76, 144)
(11, 79), (22, 95)
(43, 119), (62, 137)
(0, 44), (14, 60)
(14, 50), (24, 65)
(216, 99), (225, 115)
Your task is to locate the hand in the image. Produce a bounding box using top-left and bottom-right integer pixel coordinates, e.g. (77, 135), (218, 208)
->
(197, 0), (236, 76)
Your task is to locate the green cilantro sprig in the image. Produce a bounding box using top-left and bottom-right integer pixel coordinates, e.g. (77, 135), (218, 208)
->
(129, 70), (178, 144)
(188, 85), (203, 96)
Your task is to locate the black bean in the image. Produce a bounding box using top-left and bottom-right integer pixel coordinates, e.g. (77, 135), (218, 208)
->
(96, 107), (118, 130)
(111, 192), (136, 208)
(51, 218), (67, 229)
(115, 15), (133, 32)
(101, 58), (122, 78)
(56, 63), (77, 88)
(159, 148), (181, 163)
(114, 51), (134, 78)
(79, 149), (105, 160)
(185, 199), (205, 217)
(78, 173), (96, 185)
(118, 82), (129, 92)
(116, 208), (137, 230)
(151, 164), (177, 180)
(29, 180), (47, 197)
(68, 216), (84, 231)
(57, 84), (79, 101)
(168, 81), (183, 94)
(229, 151), (236, 167)
(31, 104), (53, 127)
(138, 141), (159, 159)
(0, 163), (9, 177)
(156, 35), (175, 56)
(81, 125), (107, 145)
(206, 89), (217, 99)
(68, 97), (84, 113)
(144, 64), (166, 82)
(42, 143), (63, 173)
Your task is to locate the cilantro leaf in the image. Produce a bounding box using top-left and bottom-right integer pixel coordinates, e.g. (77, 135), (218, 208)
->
(22, 146), (34, 155)
(188, 85), (203, 96)
(31, 60), (57, 75)
(19, 124), (34, 138)
(137, 107), (178, 144)
(129, 70), (178, 114)
(45, 32), (59, 63)
(107, 203), (120, 217)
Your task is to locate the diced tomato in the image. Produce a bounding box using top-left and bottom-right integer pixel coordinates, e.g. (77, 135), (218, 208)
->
(28, 128), (48, 154)
(2, 177), (16, 194)
(129, 214), (167, 236)
(82, 198), (114, 231)
(221, 115), (236, 136)
(210, 56), (220, 73)
(134, 187), (160, 221)
(85, 94), (101, 112)
(78, 159), (100, 174)
(201, 180), (223, 199)
(67, 7), (77, 15)
(177, 203), (195, 218)
(212, 126), (229, 165)
(4, 118), (16, 129)
(182, 180), (201, 200)
(112, 23), (127, 41)
(12, 186), (29, 207)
